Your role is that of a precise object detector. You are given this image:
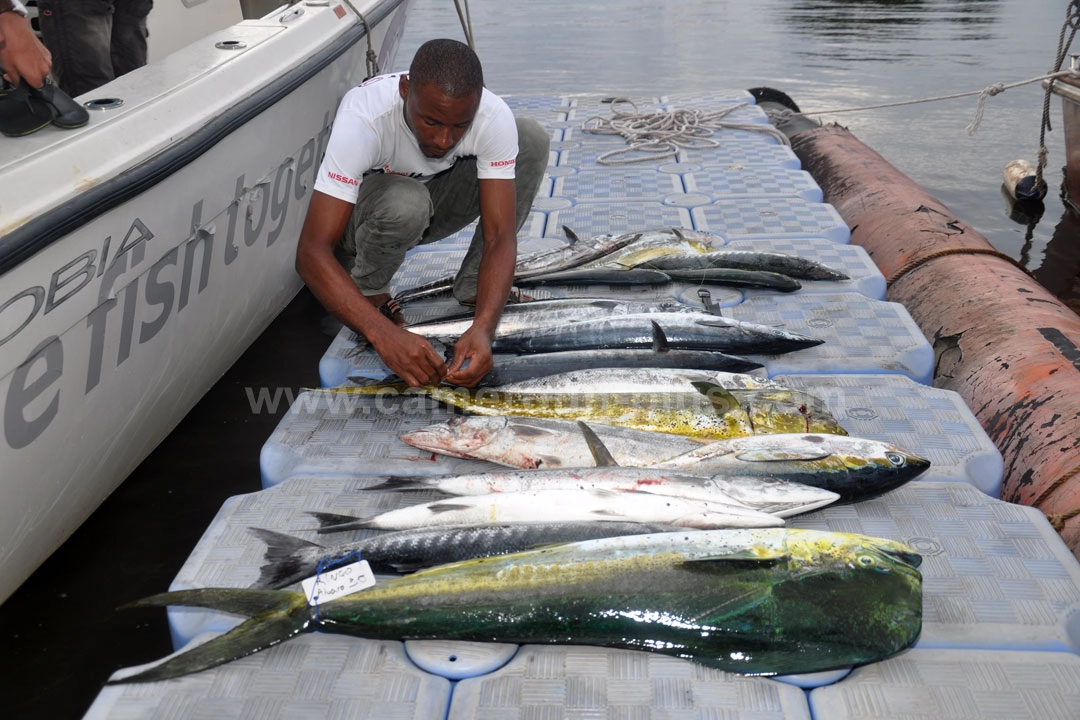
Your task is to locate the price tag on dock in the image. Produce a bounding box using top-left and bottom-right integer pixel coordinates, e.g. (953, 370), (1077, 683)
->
(301, 560), (376, 605)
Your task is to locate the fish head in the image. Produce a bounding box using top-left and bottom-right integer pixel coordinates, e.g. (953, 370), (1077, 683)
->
(833, 437), (931, 489)
(775, 529), (923, 659)
(399, 416), (511, 458)
(784, 529), (923, 580)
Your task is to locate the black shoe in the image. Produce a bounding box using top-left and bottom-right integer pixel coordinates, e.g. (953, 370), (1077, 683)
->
(0, 80), (53, 137)
(30, 80), (89, 130)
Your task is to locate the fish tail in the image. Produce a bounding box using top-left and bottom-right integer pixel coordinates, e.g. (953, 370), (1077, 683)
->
(111, 588), (310, 683)
(247, 527), (324, 589)
(306, 511), (372, 534)
(364, 476), (428, 492)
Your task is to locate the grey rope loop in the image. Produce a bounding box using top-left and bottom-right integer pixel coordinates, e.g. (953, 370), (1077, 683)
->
(1036, 0), (1080, 191)
(339, 0), (380, 79)
(581, 98), (790, 166)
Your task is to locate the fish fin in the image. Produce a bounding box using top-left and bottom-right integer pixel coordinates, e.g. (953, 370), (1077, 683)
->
(577, 421), (619, 467)
(247, 528), (324, 590)
(111, 589), (309, 684)
(671, 226), (686, 241)
(680, 580), (776, 623)
(121, 587), (301, 616)
(691, 381), (741, 414)
(649, 320), (671, 353)
(307, 511), (364, 528)
(734, 448), (833, 462)
(347, 373), (402, 387)
(363, 476), (427, 492)
(562, 225), (580, 244)
(427, 501), (475, 514)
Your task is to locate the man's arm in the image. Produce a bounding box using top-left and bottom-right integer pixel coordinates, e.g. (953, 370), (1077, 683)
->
(444, 177), (517, 387)
(295, 190), (447, 387)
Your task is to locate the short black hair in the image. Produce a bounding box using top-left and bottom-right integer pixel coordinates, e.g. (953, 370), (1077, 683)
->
(409, 39), (484, 98)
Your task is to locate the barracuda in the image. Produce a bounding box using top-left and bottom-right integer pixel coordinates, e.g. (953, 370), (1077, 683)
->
(639, 249), (850, 281)
(113, 528), (923, 683)
(487, 313), (823, 355)
(247, 521), (678, 588)
(367, 466), (840, 517)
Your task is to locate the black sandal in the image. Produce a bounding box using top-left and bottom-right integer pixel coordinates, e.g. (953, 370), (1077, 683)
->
(0, 80), (53, 137)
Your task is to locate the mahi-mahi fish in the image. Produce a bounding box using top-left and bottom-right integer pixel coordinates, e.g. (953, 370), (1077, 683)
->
(112, 528), (923, 682)
(650, 433), (931, 503)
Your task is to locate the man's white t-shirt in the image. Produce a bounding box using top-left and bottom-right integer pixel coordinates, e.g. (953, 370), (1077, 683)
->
(314, 73), (519, 204)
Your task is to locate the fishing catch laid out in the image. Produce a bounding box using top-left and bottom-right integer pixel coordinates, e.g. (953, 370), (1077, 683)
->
(112, 529), (923, 683)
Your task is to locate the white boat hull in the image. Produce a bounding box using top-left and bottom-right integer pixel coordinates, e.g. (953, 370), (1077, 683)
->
(0, 0), (412, 602)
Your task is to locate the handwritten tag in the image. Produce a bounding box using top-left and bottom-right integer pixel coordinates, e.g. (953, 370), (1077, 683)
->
(301, 560), (376, 605)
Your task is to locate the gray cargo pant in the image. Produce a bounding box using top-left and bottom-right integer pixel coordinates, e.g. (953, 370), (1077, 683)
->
(341, 116), (550, 302)
(38, 0), (153, 98)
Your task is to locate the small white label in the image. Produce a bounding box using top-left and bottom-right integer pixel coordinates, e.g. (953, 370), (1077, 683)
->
(301, 560), (376, 605)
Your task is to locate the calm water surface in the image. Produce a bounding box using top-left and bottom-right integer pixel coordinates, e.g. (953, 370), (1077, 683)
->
(396, 0), (1080, 311)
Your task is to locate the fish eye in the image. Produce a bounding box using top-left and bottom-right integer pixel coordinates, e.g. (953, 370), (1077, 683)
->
(885, 452), (906, 467)
(856, 554), (876, 567)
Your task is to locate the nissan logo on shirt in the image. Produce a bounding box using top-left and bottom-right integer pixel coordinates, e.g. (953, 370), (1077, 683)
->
(327, 171), (359, 186)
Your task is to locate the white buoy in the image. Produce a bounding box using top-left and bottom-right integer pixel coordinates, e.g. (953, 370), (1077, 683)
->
(1003, 158), (1047, 202)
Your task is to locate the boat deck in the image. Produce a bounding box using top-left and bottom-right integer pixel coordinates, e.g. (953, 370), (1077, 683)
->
(11, 92), (1080, 718)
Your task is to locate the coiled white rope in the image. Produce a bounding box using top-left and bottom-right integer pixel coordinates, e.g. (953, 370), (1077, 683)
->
(580, 98), (791, 166)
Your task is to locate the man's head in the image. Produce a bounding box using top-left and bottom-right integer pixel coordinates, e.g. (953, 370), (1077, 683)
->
(399, 39), (484, 159)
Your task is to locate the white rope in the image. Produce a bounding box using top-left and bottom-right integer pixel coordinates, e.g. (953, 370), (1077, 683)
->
(784, 69), (1079, 136)
(580, 98), (791, 166)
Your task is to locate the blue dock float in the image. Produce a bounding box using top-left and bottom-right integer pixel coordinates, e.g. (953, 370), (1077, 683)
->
(84, 91), (1080, 719)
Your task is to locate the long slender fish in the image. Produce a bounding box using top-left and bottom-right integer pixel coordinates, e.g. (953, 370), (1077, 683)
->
(114, 528), (923, 682)
(650, 433), (931, 503)
(247, 521), (678, 588)
(488, 314), (823, 355)
(515, 268), (673, 286)
(309, 488), (785, 532)
(393, 227), (644, 303)
(368, 467), (839, 517)
(639, 250), (850, 281)
(396, 298), (708, 343)
(661, 267), (802, 292)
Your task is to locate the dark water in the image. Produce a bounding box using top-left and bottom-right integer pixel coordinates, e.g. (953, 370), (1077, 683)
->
(395, 0), (1080, 312)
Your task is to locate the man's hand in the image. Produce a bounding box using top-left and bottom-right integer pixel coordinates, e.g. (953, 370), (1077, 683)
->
(368, 324), (448, 388)
(0, 12), (52, 88)
(444, 325), (493, 387)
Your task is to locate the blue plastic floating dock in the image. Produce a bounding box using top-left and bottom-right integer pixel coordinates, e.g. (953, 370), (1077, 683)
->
(85, 635), (451, 720)
(84, 90), (1080, 719)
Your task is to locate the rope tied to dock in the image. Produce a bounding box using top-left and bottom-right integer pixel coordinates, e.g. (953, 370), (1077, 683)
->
(886, 246), (1035, 287)
(1039, 464), (1080, 532)
(580, 98), (790, 165)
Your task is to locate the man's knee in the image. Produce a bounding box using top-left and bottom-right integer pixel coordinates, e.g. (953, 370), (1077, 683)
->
(515, 117), (550, 177)
(357, 175), (432, 237)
